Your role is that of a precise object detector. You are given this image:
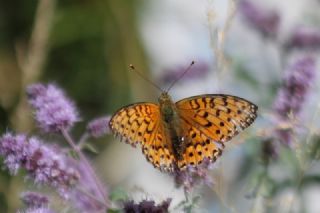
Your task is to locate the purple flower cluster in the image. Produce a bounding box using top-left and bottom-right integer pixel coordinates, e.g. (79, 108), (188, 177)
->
(27, 83), (79, 133)
(273, 57), (315, 118)
(172, 158), (213, 192)
(69, 162), (107, 213)
(0, 133), (79, 195)
(17, 207), (56, 213)
(21, 191), (49, 208)
(286, 27), (320, 50)
(273, 57), (316, 144)
(123, 199), (171, 213)
(87, 116), (111, 138)
(0, 83), (111, 212)
(239, 0), (280, 38)
(19, 192), (55, 213)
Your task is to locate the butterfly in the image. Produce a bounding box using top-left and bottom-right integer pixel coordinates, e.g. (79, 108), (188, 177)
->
(109, 92), (258, 172)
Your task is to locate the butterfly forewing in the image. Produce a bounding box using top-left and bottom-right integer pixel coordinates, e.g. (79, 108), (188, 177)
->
(175, 94), (258, 167)
(109, 103), (175, 171)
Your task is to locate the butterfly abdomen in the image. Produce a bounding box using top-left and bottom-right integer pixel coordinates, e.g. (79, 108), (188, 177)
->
(162, 114), (184, 160)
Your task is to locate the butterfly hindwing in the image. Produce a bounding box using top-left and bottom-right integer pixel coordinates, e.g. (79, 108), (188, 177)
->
(177, 119), (223, 169)
(176, 94), (258, 167)
(109, 102), (175, 171)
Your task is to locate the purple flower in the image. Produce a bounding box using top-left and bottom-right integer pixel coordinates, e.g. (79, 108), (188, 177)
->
(273, 57), (316, 144)
(172, 158), (213, 192)
(0, 133), (26, 174)
(27, 83), (79, 133)
(274, 57), (315, 118)
(0, 133), (79, 196)
(286, 27), (320, 50)
(123, 199), (171, 213)
(239, 0), (280, 38)
(87, 116), (111, 138)
(17, 207), (56, 213)
(69, 161), (108, 213)
(21, 192), (49, 208)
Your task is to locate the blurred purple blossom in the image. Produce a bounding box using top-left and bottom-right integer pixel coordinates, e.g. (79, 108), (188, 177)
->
(160, 61), (209, 85)
(123, 198), (171, 213)
(274, 57), (315, 118)
(87, 116), (111, 138)
(17, 207), (56, 213)
(0, 133), (79, 196)
(172, 158), (213, 192)
(273, 57), (316, 144)
(25, 84), (108, 212)
(69, 161), (107, 213)
(286, 26), (320, 50)
(239, 0), (280, 38)
(21, 191), (49, 208)
(27, 83), (79, 133)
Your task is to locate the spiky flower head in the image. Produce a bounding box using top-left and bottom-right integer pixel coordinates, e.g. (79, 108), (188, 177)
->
(21, 191), (49, 208)
(123, 199), (171, 213)
(26, 83), (79, 133)
(239, 0), (280, 38)
(273, 57), (315, 119)
(69, 161), (108, 212)
(273, 57), (316, 145)
(172, 158), (213, 192)
(17, 207), (56, 213)
(0, 133), (79, 196)
(87, 116), (111, 138)
(286, 26), (320, 50)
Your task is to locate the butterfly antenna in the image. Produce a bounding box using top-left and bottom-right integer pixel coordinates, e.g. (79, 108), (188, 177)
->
(166, 61), (195, 92)
(129, 64), (164, 93)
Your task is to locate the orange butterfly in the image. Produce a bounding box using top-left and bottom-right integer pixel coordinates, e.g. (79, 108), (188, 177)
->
(109, 65), (258, 172)
(109, 92), (258, 171)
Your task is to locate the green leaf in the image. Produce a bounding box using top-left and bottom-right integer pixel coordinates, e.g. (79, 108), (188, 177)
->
(68, 150), (80, 160)
(307, 135), (320, 160)
(83, 143), (99, 154)
(191, 195), (201, 205)
(174, 195), (201, 213)
(261, 176), (276, 197)
(107, 209), (121, 213)
(278, 145), (300, 176)
(233, 60), (259, 88)
(109, 188), (128, 202)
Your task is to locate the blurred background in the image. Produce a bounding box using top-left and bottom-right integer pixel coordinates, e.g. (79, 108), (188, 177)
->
(1, 0), (320, 212)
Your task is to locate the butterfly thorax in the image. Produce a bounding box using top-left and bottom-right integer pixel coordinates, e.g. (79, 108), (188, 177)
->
(158, 92), (185, 160)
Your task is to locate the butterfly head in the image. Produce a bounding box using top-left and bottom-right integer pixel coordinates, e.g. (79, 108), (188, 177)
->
(158, 92), (173, 105)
